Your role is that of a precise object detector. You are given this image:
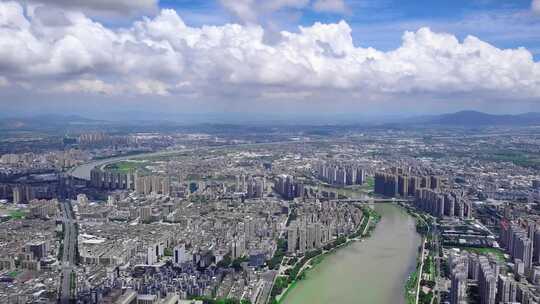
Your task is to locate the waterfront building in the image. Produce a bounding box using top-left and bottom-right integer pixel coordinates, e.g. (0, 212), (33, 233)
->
(496, 274), (518, 303)
(478, 256), (498, 304)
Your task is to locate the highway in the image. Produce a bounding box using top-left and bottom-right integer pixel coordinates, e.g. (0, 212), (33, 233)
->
(59, 201), (77, 304)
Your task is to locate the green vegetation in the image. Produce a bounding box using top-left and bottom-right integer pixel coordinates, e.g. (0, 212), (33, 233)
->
(287, 257), (298, 266)
(92, 150), (147, 160)
(423, 255), (437, 281)
(416, 218), (429, 235)
(69, 271), (77, 297)
(216, 254), (248, 271)
(401, 206), (438, 304)
(404, 208), (429, 235)
(217, 253), (232, 268)
(271, 276), (289, 300)
(274, 280), (298, 304)
(418, 290), (433, 304)
(405, 268), (419, 304)
(104, 160), (148, 173)
(231, 256), (249, 271)
(479, 150), (540, 170)
(267, 238), (287, 270)
(163, 248), (173, 256)
(190, 296), (250, 304)
(276, 207), (382, 303)
(58, 243), (64, 260)
(9, 210), (26, 220)
(360, 176), (375, 191)
(286, 209), (297, 226)
(323, 236), (346, 250)
(351, 207), (380, 238)
(7, 271), (19, 278)
(349, 216), (368, 238)
(285, 249), (323, 282)
(453, 246), (506, 262)
(271, 249), (324, 303)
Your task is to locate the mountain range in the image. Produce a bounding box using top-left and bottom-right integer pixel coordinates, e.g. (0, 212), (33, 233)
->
(2, 111), (540, 131)
(410, 110), (540, 126)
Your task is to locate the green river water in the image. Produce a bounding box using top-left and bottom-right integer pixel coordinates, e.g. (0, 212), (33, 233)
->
(281, 203), (422, 304)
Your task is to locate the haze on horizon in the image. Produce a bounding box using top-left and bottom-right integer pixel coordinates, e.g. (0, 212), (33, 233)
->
(1, 0), (540, 119)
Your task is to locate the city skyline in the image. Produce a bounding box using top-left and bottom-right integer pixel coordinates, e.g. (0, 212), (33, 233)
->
(2, 3), (540, 302)
(1, 0), (540, 117)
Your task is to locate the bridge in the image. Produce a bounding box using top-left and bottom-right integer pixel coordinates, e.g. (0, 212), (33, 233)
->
(330, 198), (413, 204)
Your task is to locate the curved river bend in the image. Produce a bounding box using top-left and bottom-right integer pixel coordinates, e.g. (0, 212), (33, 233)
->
(282, 203), (421, 304)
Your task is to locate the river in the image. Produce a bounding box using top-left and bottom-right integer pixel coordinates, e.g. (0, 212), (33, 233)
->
(281, 203), (422, 304)
(68, 141), (305, 180)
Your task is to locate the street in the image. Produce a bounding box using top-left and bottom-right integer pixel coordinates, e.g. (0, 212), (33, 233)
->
(59, 201), (77, 304)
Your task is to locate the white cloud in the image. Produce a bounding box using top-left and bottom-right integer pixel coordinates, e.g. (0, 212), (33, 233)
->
(0, 1), (539, 107)
(134, 79), (170, 96)
(26, 0), (158, 16)
(533, 0), (540, 14)
(313, 0), (348, 14)
(57, 79), (118, 95)
(219, 0), (310, 24)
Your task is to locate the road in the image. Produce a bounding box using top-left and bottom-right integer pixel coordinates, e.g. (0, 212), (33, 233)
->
(432, 224), (442, 304)
(410, 211), (430, 304)
(59, 201), (77, 304)
(415, 238), (427, 304)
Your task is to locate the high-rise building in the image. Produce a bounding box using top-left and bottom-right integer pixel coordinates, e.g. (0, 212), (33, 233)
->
(430, 176), (440, 190)
(161, 177), (171, 196)
(107, 195), (116, 206)
(398, 175), (409, 197)
(287, 225), (298, 253)
(12, 186), (22, 204)
(374, 173), (398, 197)
(478, 256), (497, 304)
(298, 227), (307, 253)
(140, 206), (152, 223)
(12, 185), (34, 204)
(533, 229), (540, 263)
(408, 176), (420, 197)
(450, 268), (468, 304)
(143, 177), (152, 195)
(231, 237), (245, 259)
(275, 174), (303, 200)
(414, 189), (471, 219)
(315, 163), (365, 186)
(497, 274), (517, 303)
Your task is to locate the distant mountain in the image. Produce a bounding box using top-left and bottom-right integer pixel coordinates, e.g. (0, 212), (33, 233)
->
(409, 110), (540, 126)
(0, 114), (108, 131)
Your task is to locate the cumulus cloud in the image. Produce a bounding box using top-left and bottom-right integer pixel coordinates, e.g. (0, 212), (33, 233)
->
(0, 1), (539, 105)
(57, 79), (118, 95)
(26, 0), (158, 16)
(219, 0), (310, 24)
(313, 0), (348, 13)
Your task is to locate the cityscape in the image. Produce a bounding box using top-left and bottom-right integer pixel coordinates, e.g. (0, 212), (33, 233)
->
(1, 1), (540, 304)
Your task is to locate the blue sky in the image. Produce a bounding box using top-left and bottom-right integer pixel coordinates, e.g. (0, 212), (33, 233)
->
(156, 0), (540, 58)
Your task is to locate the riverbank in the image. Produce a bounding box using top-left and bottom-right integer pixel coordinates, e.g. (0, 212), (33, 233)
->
(399, 203), (437, 304)
(278, 203), (422, 304)
(273, 206), (381, 304)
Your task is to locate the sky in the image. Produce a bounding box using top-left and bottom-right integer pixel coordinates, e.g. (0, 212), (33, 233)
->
(0, 0), (539, 120)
